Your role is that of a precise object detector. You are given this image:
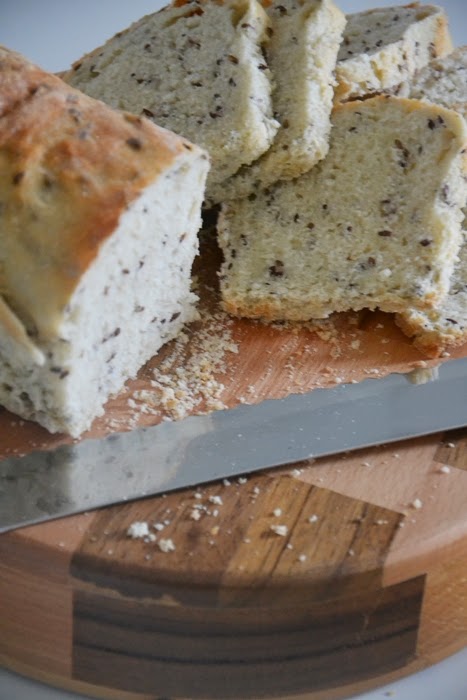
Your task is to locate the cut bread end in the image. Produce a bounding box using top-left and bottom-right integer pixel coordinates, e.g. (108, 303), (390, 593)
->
(0, 152), (208, 436)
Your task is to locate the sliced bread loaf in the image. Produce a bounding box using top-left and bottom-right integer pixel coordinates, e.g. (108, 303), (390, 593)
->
(218, 96), (467, 321)
(62, 0), (278, 202)
(335, 3), (452, 103)
(396, 47), (467, 356)
(0, 47), (209, 437)
(207, 0), (346, 204)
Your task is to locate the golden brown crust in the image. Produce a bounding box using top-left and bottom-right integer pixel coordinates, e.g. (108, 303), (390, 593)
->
(394, 314), (443, 357)
(0, 296), (44, 364)
(395, 313), (467, 358)
(332, 92), (462, 119)
(221, 291), (438, 323)
(433, 12), (453, 57)
(0, 46), (201, 339)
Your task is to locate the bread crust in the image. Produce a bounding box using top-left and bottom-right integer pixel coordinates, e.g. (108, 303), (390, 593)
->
(0, 296), (45, 364)
(0, 46), (205, 340)
(394, 312), (461, 357)
(221, 289), (440, 323)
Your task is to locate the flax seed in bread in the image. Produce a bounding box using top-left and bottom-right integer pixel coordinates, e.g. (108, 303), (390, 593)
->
(218, 96), (467, 322)
(396, 47), (467, 356)
(62, 0), (279, 203)
(395, 223), (467, 357)
(407, 45), (467, 118)
(335, 3), (452, 103)
(0, 46), (209, 437)
(208, 0), (346, 204)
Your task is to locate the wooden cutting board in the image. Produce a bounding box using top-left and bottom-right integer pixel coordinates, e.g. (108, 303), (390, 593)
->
(1, 233), (466, 700)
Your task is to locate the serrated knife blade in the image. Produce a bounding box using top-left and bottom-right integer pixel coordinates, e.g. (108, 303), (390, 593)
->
(1, 357), (467, 533)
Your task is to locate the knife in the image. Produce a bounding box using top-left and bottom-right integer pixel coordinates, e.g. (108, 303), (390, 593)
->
(1, 357), (466, 533)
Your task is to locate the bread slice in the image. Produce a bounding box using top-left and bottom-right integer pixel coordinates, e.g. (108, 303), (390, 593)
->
(207, 0), (346, 204)
(335, 3), (452, 103)
(396, 223), (467, 357)
(218, 96), (467, 322)
(62, 0), (278, 202)
(406, 45), (467, 119)
(0, 47), (209, 437)
(395, 47), (467, 356)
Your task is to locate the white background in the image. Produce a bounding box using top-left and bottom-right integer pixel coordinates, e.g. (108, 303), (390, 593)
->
(0, 1), (466, 698)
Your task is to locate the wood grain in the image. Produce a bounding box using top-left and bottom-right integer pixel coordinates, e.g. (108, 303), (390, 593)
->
(0, 234), (466, 699)
(71, 577), (424, 698)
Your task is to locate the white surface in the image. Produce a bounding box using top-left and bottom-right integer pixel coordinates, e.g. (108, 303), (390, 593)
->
(0, 0), (466, 698)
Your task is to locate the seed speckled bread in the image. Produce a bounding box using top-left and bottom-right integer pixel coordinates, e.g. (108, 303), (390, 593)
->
(335, 3), (452, 103)
(396, 47), (467, 356)
(406, 45), (467, 119)
(208, 0), (346, 204)
(62, 0), (278, 202)
(218, 96), (467, 322)
(0, 46), (209, 437)
(395, 222), (467, 356)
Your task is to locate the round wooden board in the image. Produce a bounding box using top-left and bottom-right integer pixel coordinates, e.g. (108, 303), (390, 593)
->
(1, 237), (467, 699)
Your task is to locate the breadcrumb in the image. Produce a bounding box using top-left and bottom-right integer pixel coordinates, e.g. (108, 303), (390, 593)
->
(270, 524), (288, 536)
(127, 521), (150, 539)
(158, 538), (176, 553)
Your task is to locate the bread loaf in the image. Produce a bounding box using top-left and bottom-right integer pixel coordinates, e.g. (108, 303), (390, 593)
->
(62, 0), (279, 202)
(396, 47), (467, 356)
(335, 3), (452, 103)
(218, 96), (467, 321)
(207, 0), (346, 204)
(0, 46), (209, 436)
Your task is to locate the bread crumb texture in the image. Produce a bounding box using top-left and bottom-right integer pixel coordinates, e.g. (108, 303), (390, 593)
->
(63, 0), (279, 198)
(0, 46), (209, 437)
(408, 45), (467, 120)
(335, 3), (452, 102)
(208, 0), (346, 203)
(219, 96), (467, 321)
(396, 47), (467, 356)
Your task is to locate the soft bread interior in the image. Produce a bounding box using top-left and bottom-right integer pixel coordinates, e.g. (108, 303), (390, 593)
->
(219, 97), (467, 321)
(0, 152), (208, 436)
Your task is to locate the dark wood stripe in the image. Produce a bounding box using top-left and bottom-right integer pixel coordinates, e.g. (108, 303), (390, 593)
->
(72, 575), (424, 697)
(71, 481), (423, 697)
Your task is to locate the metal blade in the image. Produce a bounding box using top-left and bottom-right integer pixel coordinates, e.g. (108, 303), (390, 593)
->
(1, 357), (467, 533)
